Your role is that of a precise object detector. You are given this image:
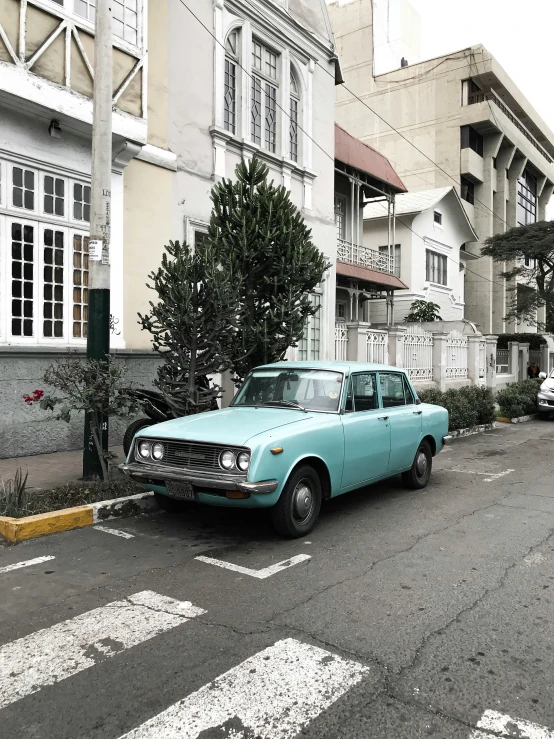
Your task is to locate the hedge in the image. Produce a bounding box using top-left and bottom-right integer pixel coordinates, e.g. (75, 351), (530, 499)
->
(496, 379), (541, 419)
(496, 333), (546, 350)
(417, 386), (496, 432)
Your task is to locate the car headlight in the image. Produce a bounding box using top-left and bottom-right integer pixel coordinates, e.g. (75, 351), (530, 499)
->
(220, 450), (236, 470)
(138, 441), (151, 459)
(236, 452), (250, 471)
(152, 442), (164, 460)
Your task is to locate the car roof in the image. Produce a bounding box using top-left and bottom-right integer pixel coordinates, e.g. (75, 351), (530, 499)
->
(255, 360), (407, 374)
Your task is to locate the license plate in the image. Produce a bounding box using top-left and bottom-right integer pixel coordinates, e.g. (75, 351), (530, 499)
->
(166, 481), (195, 501)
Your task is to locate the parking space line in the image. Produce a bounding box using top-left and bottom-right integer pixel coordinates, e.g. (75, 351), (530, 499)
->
(0, 556), (55, 575)
(195, 553), (311, 579)
(471, 709), (554, 738)
(94, 526), (135, 539)
(441, 469), (514, 483)
(118, 638), (369, 738)
(0, 590), (206, 710)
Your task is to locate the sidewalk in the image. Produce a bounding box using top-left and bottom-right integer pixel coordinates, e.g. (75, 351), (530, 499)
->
(0, 446), (125, 491)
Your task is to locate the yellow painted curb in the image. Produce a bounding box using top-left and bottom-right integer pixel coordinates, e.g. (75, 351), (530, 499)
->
(0, 506), (93, 543)
(496, 417), (511, 423)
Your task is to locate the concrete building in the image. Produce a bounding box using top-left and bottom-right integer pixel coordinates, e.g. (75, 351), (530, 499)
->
(0, 0), (339, 457)
(328, 0), (554, 335)
(363, 187), (479, 323)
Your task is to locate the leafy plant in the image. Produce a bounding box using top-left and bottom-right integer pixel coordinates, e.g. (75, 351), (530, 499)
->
(418, 385), (495, 431)
(496, 379), (542, 419)
(24, 356), (139, 480)
(0, 469), (29, 517)
(495, 333), (546, 350)
(405, 299), (442, 322)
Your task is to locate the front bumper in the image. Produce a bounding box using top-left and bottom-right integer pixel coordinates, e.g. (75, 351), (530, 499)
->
(118, 462), (279, 495)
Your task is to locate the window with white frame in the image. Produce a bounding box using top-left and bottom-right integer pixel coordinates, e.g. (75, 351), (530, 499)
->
(298, 292), (322, 361)
(0, 156), (90, 344)
(224, 30), (239, 135)
(50, 0), (141, 48)
(378, 244), (401, 278)
(334, 194), (346, 241)
(290, 67), (300, 162)
(426, 249), (447, 286)
(251, 39), (278, 153)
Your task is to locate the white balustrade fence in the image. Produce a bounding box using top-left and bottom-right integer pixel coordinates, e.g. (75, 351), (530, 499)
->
(337, 239), (393, 273)
(446, 331), (468, 379)
(366, 330), (388, 364)
(335, 323), (347, 361)
(402, 326), (433, 381)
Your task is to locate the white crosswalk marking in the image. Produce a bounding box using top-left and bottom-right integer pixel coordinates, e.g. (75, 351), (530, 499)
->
(119, 638), (369, 739)
(0, 556), (55, 574)
(0, 591), (206, 710)
(471, 710), (554, 738)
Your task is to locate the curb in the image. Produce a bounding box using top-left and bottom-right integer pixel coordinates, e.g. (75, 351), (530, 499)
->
(449, 422), (497, 439)
(496, 414), (538, 424)
(0, 492), (157, 544)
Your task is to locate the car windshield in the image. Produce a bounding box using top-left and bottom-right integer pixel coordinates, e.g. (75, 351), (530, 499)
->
(232, 369), (344, 413)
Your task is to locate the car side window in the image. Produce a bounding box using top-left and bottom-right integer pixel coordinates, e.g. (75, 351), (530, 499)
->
(347, 373), (378, 412)
(379, 372), (407, 408)
(403, 375), (415, 404)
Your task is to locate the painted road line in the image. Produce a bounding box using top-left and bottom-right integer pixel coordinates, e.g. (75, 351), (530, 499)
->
(195, 553), (311, 579)
(119, 638), (369, 738)
(94, 525), (135, 539)
(445, 468), (514, 483)
(0, 590), (206, 710)
(471, 709), (554, 738)
(483, 469), (515, 483)
(0, 555), (56, 574)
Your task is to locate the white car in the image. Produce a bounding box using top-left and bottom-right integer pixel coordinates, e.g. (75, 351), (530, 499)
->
(537, 370), (554, 417)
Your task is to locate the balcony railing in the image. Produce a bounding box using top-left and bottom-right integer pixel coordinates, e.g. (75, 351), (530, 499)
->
(337, 239), (393, 273)
(467, 89), (553, 164)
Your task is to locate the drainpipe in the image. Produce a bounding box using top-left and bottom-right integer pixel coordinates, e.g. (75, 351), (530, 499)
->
(392, 195), (396, 277)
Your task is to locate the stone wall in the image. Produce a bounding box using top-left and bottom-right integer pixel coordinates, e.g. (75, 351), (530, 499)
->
(0, 349), (161, 459)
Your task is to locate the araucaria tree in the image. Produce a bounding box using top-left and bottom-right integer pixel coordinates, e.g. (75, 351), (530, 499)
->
(209, 158), (329, 382)
(482, 220), (554, 327)
(139, 240), (240, 416)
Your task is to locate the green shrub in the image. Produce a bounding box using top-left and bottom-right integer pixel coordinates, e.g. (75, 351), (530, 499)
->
(496, 333), (546, 350)
(418, 385), (495, 431)
(496, 378), (541, 419)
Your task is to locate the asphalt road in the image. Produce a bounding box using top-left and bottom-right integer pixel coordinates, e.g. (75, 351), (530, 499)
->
(1, 419), (554, 738)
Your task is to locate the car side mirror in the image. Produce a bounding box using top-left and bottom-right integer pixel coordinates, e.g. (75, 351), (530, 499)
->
(415, 398), (422, 405)
(539, 372), (547, 380)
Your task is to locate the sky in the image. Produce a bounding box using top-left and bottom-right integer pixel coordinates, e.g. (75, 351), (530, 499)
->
(407, 0), (554, 133)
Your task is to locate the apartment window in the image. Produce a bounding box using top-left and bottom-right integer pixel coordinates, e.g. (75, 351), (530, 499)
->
(517, 169), (537, 226)
(290, 69), (300, 163)
(1, 156), (90, 343)
(461, 176), (475, 205)
(461, 125), (484, 157)
(378, 244), (401, 277)
(433, 211), (442, 226)
(298, 293), (322, 361)
(112, 0), (138, 45)
(426, 250), (447, 286)
(224, 31), (239, 135)
(251, 40), (278, 153)
(335, 300), (347, 321)
(334, 194), (346, 241)
(74, 0), (95, 22)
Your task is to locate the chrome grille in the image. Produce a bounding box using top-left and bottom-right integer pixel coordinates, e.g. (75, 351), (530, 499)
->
(136, 439), (245, 475)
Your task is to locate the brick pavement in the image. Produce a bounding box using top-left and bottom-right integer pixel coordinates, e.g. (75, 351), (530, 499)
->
(0, 446), (125, 490)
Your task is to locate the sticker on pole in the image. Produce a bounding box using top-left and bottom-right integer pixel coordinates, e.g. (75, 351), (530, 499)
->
(89, 240), (103, 261)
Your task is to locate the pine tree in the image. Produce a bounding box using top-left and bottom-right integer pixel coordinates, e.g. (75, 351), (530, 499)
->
(209, 158), (329, 381)
(138, 240), (240, 416)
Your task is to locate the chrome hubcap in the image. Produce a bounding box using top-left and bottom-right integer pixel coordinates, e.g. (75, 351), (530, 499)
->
(416, 451), (428, 477)
(293, 480), (313, 522)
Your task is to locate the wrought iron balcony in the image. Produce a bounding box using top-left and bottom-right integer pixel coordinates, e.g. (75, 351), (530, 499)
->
(467, 89), (552, 164)
(337, 239), (393, 273)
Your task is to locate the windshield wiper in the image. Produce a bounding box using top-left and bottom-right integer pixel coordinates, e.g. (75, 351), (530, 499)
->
(260, 400), (307, 412)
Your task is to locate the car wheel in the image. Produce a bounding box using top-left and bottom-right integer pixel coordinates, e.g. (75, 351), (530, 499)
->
(123, 418), (152, 456)
(270, 465), (322, 538)
(402, 440), (433, 490)
(538, 411), (551, 420)
(154, 492), (183, 512)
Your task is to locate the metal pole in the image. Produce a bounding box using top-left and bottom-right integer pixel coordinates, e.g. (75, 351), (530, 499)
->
(84, 0), (113, 480)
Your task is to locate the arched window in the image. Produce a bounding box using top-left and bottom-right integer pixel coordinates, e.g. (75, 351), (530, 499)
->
(289, 66), (300, 162)
(224, 30), (239, 135)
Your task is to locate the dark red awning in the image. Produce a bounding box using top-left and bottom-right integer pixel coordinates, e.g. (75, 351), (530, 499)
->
(336, 261), (408, 290)
(335, 125), (407, 193)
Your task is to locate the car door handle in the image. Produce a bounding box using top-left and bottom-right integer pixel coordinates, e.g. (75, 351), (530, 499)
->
(378, 415), (389, 421)
(413, 410), (423, 415)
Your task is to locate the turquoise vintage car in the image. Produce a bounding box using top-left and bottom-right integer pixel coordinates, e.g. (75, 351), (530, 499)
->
(120, 361), (450, 538)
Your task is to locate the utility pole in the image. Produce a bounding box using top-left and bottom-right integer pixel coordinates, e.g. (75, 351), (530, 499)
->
(84, 0), (113, 479)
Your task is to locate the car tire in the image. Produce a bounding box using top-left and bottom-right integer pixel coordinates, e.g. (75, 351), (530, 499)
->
(402, 440), (433, 490)
(123, 418), (152, 456)
(270, 465), (322, 538)
(538, 411), (551, 420)
(154, 492), (183, 512)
